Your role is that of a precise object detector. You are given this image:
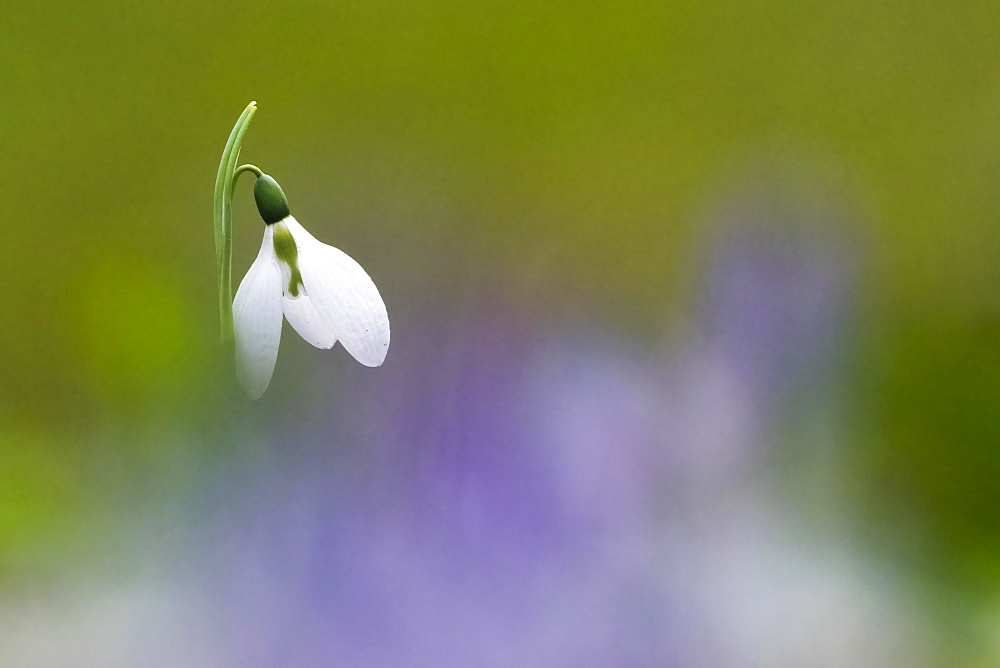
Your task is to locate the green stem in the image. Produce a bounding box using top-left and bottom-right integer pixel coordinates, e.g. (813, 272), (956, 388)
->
(213, 101), (257, 344)
(233, 163), (263, 183)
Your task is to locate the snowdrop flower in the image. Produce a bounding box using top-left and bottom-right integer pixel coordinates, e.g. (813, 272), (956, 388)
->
(232, 173), (389, 398)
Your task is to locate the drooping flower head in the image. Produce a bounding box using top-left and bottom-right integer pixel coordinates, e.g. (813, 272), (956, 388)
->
(212, 103), (389, 398)
(232, 173), (390, 398)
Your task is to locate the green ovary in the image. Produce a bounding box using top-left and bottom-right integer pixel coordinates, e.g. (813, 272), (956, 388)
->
(272, 224), (304, 297)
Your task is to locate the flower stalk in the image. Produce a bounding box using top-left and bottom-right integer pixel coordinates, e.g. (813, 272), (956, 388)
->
(214, 101), (258, 343)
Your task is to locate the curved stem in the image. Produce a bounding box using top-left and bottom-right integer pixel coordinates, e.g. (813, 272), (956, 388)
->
(233, 163), (263, 182)
(214, 101), (258, 345)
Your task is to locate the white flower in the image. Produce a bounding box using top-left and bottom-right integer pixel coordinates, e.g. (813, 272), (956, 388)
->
(232, 214), (389, 398)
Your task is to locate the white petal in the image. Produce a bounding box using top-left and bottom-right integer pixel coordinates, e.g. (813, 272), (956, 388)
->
(284, 217), (390, 367)
(233, 226), (284, 398)
(283, 294), (337, 349)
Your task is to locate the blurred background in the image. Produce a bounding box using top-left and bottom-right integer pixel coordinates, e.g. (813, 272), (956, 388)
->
(2, 1), (1000, 665)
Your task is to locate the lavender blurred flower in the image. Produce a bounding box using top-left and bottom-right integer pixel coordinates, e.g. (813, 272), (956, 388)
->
(0, 185), (932, 667)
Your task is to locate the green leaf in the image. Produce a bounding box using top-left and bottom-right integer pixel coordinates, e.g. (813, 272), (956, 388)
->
(213, 101), (257, 344)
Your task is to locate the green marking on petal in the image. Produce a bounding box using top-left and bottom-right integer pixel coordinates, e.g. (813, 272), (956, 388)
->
(272, 223), (304, 297)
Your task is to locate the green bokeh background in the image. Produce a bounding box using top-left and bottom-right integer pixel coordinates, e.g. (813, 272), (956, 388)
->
(3, 0), (1000, 659)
